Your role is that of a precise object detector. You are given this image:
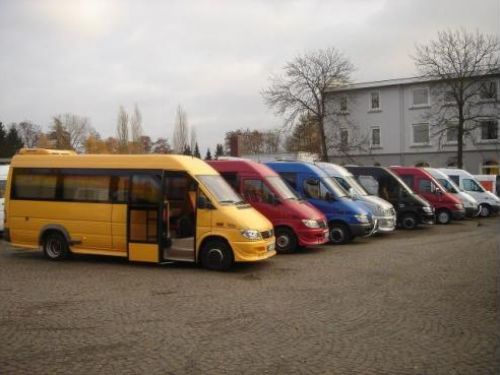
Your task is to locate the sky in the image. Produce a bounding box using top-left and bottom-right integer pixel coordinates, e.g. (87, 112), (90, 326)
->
(0, 0), (499, 154)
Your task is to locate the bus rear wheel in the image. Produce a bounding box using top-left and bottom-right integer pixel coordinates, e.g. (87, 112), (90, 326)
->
(200, 240), (234, 271)
(43, 232), (70, 260)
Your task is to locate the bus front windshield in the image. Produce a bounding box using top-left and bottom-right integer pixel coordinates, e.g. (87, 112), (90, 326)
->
(323, 177), (347, 198)
(265, 176), (299, 200)
(198, 175), (244, 204)
(437, 178), (458, 194)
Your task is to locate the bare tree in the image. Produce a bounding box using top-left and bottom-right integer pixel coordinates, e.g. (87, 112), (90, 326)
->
(130, 104), (144, 154)
(61, 113), (92, 152)
(412, 28), (500, 168)
(190, 126), (197, 155)
(48, 116), (71, 150)
(16, 121), (41, 148)
(263, 47), (354, 161)
(116, 106), (129, 154)
(172, 105), (189, 154)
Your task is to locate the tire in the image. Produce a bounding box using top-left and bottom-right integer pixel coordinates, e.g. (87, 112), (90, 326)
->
(436, 209), (451, 224)
(200, 240), (234, 271)
(42, 232), (70, 260)
(479, 204), (491, 217)
(275, 227), (297, 254)
(329, 223), (352, 245)
(400, 213), (418, 230)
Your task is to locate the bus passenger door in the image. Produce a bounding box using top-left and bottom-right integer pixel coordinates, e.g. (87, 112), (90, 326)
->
(161, 172), (196, 262)
(127, 174), (161, 263)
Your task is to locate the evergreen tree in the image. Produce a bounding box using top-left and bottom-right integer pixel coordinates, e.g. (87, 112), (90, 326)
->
(4, 125), (24, 157)
(194, 142), (201, 158)
(215, 143), (224, 158)
(205, 148), (212, 160)
(183, 145), (192, 155)
(0, 122), (6, 157)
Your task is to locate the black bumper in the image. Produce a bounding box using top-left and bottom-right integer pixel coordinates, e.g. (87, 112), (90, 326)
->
(419, 212), (435, 225)
(465, 207), (478, 217)
(349, 222), (374, 237)
(452, 209), (466, 220)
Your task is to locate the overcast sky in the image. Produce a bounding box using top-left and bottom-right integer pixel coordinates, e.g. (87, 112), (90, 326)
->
(1, 0), (499, 154)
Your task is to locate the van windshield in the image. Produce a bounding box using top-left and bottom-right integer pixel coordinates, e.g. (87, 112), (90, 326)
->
(335, 176), (368, 196)
(323, 177), (347, 198)
(437, 178), (459, 194)
(197, 175), (244, 204)
(265, 176), (299, 200)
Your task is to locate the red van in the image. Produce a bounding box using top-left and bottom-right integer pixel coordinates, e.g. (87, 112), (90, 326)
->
(390, 166), (465, 224)
(208, 159), (329, 253)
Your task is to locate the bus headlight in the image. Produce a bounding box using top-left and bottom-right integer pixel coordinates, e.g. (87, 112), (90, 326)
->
(422, 206), (433, 213)
(354, 214), (369, 223)
(302, 219), (320, 228)
(240, 229), (262, 241)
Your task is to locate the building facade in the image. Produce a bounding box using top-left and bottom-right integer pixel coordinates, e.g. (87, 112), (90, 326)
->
(325, 75), (500, 174)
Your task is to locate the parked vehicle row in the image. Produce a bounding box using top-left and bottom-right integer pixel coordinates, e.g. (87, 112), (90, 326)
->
(1, 148), (498, 272)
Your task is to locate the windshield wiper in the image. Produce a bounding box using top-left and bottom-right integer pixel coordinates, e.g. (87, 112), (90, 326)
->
(218, 200), (236, 204)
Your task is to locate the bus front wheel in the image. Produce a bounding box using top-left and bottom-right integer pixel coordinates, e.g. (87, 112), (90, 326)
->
(43, 232), (70, 261)
(200, 240), (234, 271)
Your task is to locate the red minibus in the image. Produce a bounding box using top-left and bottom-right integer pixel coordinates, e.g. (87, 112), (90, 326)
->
(208, 159), (329, 253)
(390, 166), (465, 224)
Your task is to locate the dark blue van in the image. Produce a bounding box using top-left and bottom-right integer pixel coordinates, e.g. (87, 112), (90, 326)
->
(266, 161), (376, 244)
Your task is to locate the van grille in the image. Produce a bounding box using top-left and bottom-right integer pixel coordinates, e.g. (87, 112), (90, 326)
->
(260, 229), (274, 239)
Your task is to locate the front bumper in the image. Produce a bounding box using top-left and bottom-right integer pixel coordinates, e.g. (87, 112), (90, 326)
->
(350, 222), (375, 237)
(374, 215), (396, 232)
(452, 209), (466, 220)
(419, 211), (435, 225)
(297, 228), (329, 246)
(465, 206), (479, 217)
(232, 238), (277, 262)
(491, 204), (500, 214)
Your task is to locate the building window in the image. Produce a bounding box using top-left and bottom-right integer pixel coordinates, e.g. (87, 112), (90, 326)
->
(480, 120), (498, 141)
(340, 128), (349, 146)
(479, 80), (498, 100)
(370, 127), (381, 147)
(370, 91), (380, 110)
(412, 123), (430, 144)
(412, 87), (429, 106)
(340, 96), (348, 112)
(445, 124), (458, 143)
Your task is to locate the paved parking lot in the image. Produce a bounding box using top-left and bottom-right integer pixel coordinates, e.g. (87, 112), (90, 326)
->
(0, 218), (498, 374)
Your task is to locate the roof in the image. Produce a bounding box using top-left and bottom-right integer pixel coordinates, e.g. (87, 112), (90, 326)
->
(265, 161), (328, 177)
(315, 162), (351, 176)
(208, 159), (278, 176)
(11, 150), (217, 175)
(327, 72), (500, 93)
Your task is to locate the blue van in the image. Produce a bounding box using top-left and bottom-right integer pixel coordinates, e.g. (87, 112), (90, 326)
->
(266, 161), (376, 244)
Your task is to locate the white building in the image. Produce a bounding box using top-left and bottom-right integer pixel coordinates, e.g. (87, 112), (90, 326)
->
(325, 75), (500, 174)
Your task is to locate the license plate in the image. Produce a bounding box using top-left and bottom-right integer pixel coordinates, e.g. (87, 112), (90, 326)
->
(267, 243), (275, 252)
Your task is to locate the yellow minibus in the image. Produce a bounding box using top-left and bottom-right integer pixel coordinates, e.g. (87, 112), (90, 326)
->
(4, 149), (276, 270)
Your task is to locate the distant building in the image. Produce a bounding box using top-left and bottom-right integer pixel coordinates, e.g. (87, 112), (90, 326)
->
(325, 74), (500, 174)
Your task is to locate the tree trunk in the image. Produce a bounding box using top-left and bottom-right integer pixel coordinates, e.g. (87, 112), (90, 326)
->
(318, 118), (328, 161)
(457, 106), (464, 169)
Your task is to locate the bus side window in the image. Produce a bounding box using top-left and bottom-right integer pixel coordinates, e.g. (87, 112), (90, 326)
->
(111, 175), (129, 203)
(131, 175), (161, 204)
(243, 179), (274, 204)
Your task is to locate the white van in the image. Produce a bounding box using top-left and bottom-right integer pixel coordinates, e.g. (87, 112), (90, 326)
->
(439, 168), (500, 217)
(316, 162), (397, 232)
(425, 168), (480, 217)
(0, 165), (9, 232)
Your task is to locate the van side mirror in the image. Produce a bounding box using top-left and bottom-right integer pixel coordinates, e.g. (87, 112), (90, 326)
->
(435, 187), (442, 195)
(348, 187), (355, 198)
(325, 191), (335, 201)
(269, 194), (281, 205)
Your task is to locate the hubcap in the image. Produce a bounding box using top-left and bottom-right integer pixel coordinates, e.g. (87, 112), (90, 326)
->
(207, 248), (224, 266)
(403, 217), (415, 229)
(277, 235), (290, 249)
(438, 212), (449, 223)
(46, 238), (62, 258)
(330, 228), (344, 243)
(480, 205), (490, 217)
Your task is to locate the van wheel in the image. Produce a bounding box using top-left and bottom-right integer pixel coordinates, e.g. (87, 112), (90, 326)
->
(436, 209), (451, 224)
(329, 223), (352, 244)
(200, 240), (234, 271)
(479, 204), (491, 217)
(275, 227), (297, 254)
(400, 213), (418, 230)
(43, 232), (70, 260)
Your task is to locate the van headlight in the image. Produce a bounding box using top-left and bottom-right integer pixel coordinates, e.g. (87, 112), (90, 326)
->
(455, 203), (464, 210)
(240, 229), (262, 241)
(422, 206), (433, 213)
(302, 219), (320, 228)
(354, 214), (369, 223)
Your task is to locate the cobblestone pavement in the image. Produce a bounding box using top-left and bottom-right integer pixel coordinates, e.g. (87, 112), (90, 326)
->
(0, 217), (498, 374)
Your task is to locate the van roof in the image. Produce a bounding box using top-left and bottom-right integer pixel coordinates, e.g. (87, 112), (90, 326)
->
(207, 159), (278, 176)
(11, 149), (217, 175)
(314, 162), (351, 176)
(265, 161), (328, 177)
